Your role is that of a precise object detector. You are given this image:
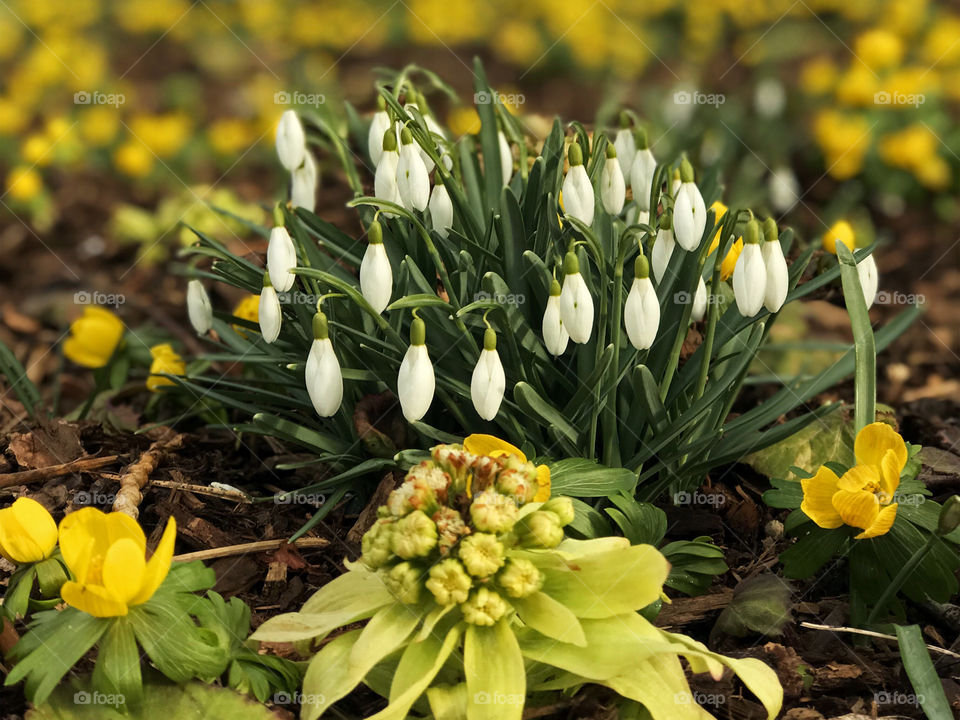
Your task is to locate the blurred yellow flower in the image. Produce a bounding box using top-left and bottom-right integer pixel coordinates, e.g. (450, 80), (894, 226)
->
(21, 134), (54, 166)
(79, 106), (121, 147)
(147, 343), (186, 392)
(233, 294), (260, 324)
(923, 17), (960, 66)
(800, 57), (839, 95)
(113, 141), (155, 178)
(59, 508), (177, 617)
(208, 118), (256, 156)
(63, 307), (123, 368)
(129, 113), (192, 157)
(834, 64), (879, 106)
(494, 21), (544, 66)
(447, 106), (481, 137)
(854, 28), (903, 69)
(813, 110), (871, 180)
(822, 220), (855, 255)
(5, 165), (43, 202)
(0, 498), (58, 564)
(878, 124), (950, 189)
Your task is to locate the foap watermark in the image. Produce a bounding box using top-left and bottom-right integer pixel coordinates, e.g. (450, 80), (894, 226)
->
(275, 492), (327, 506)
(874, 91), (925, 107)
(888, 492), (925, 507)
(673, 90), (725, 108)
(474, 90), (526, 107)
(277, 290), (321, 305)
(75, 491), (116, 506)
(74, 691), (124, 707)
(74, 90), (125, 107)
(673, 491), (725, 508)
(875, 690), (924, 706)
(473, 691), (524, 706)
(675, 691), (726, 707)
(75, 290), (125, 308)
(474, 290), (525, 306)
(274, 90), (326, 108)
(673, 291), (721, 306)
(273, 691), (328, 707)
(874, 291), (924, 306)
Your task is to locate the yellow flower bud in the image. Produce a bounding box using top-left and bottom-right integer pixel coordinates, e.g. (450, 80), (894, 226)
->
(461, 587), (509, 626)
(0, 497), (58, 564)
(458, 532), (505, 577)
(63, 307), (124, 369)
(426, 558), (472, 605)
(146, 343), (185, 392)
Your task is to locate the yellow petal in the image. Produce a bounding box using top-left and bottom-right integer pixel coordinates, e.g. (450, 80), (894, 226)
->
(832, 489), (879, 531)
(102, 537), (146, 604)
(533, 465), (551, 502)
(63, 337), (110, 368)
(836, 464), (879, 493)
(720, 238), (743, 281)
(800, 466), (843, 528)
(854, 422), (907, 472)
(130, 516), (176, 606)
(463, 434), (525, 462)
(59, 508), (145, 581)
(854, 503), (898, 539)
(61, 580), (129, 617)
(878, 449), (902, 503)
(0, 498), (57, 563)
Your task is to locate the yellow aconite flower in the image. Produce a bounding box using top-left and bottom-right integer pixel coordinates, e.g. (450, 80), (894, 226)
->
(813, 110), (871, 180)
(705, 203), (741, 281)
(59, 508), (176, 617)
(822, 220), (855, 255)
(5, 165), (42, 202)
(0, 498), (58, 564)
(854, 28), (904, 70)
(147, 343), (186, 392)
(464, 434), (551, 501)
(447, 106), (481, 137)
(800, 57), (839, 95)
(63, 307), (124, 369)
(113, 141), (155, 178)
(801, 423), (908, 539)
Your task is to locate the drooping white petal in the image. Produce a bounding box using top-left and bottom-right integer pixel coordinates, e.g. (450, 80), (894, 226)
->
(614, 128), (636, 177)
(651, 228), (675, 284)
(673, 182), (707, 251)
(429, 183), (454, 238)
(691, 276), (707, 322)
(498, 131), (513, 186)
(276, 110), (306, 172)
(290, 152), (317, 212)
(857, 254), (879, 309)
(258, 286), (282, 343)
(360, 242), (393, 314)
(733, 243), (767, 317)
(267, 226), (298, 292)
(561, 164), (595, 226)
(559, 272), (595, 344)
(542, 294), (569, 356)
(186, 280), (212, 336)
(600, 157), (626, 215)
(367, 110), (391, 166)
(397, 344), (435, 422)
(762, 239), (789, 313)
(374, 150), (401, 213)
(624, 277), (660, 350)
(306, 338), (343, 417)
(470, 348), (506, 420)
(629, 148), (656, 211)
(397, 142), (430, 211)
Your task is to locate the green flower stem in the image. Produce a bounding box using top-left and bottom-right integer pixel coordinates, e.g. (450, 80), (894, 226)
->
(837, 243), (876, 434)
(866, 532), (939, 626)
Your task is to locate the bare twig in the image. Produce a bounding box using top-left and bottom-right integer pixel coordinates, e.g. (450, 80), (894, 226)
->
(150, 479), (250, 502)
(112, 427), (184, 518)
(800, 621), (960, 659)
(173, 537), (329, 563)
(0, 455), (118, 489)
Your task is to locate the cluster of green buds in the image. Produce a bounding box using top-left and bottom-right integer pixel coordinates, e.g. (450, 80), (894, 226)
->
(360, 443), (573, 626)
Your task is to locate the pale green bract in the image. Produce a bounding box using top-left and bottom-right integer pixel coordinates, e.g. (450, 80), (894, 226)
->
(251, 443), (783, 720)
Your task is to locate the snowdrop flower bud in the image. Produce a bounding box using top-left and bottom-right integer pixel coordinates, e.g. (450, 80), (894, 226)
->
(429, 182), (453, 238)
(761, 218), (789, 313)
(600, 144), (626, 215)
(497, 130), (513, 185)
(267, 206), (297, 293)
(397, 127), (429, 211)
(542, 279), (569, 356)
(624, 255), (660, 350)
(397, 313), (435, 422)
(561, 142), (594, 226)
(258, 273), (282, 343)
(691, 275), (707, 322)
(732, 220), (767, 317)
(471, 328), (506, 420)
(857, 253), (879, 309)
(367, 96), (391, 165)
(290, 151), (317, 212)
(360, 220), (392, 314)
(305, 311), (343, 417)
(375, 127), (401, 213)
(614, 113), (636, 176)
(629, 127), (656, 212)
(651, 210), (675, 283)
(275, 110), (306, 172)
(186, 280), (212, 336)
(670, 168), (682, 198)
(673, 158), (707, 251)
(559, 251), (594, 344)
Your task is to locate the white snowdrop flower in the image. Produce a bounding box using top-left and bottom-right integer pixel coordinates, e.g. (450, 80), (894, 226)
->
(258, 275), (282, 343)
(673, 159), (707, 251)
(267, 208), (297, 292)
(290, 151), (317, 212)
(542, 279), (569, 356)
(367, 98), (392, 165)
(374, 128), (402, 214)
(429, 182), (454, 238)
(359, 220), (392, 314)
(559, 251), (594, 344)
(629, 128), (656, 212)
(651, 211), (675, 284)
(497, 130), (513, 185)
(600, 144), (626, 215)
(186, 280), (212, 336)
(754, 77), (786, 118)
(561, 142), (594, 226)
(397, 127), (430, 211)
(857, 253), (879, 309)
(624, 256), (660, 351)
(691, 275), (708, 322)
(769, 166), (800, 213)
(397, 314), (435, 422)
(732, 220), (767, 317)
(761, 218), (788, 313)
(404, 99), (444, 172)
(471, 328), (506, 420)
(671, 170), (682, 199)
(275, 110), (306, 172)
(614, 115), (636, 176)
(305, 311), (343, 417)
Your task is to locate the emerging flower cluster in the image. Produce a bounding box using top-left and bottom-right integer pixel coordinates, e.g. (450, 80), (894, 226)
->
(361, 442), (573, 626)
